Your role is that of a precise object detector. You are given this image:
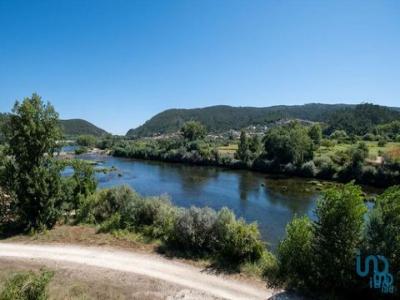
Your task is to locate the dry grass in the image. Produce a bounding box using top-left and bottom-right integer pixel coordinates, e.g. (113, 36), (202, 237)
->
(3, 225), (157, 253)
(0, 259), (208, 300)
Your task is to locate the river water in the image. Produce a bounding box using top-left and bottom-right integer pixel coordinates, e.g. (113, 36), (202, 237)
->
(75, 152), (325, 249)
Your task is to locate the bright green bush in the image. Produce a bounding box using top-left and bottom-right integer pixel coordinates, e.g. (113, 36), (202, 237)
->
(215, 208), (264, 262)
(277, 216), (313, 289)
(0, 269), (53, 300)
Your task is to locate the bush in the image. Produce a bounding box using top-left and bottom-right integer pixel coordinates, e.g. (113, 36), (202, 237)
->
(277, 216), (313, 289)
(378, 138), (387, 147)
(128, 195), (177, 239)
(312, 183), (367, 292)
(365, 186), (400, 291)
(76, 135), (96, 147)
(300, 161), (317, 177)
(0, 269), (54, 300)
(214, 208), (264, 262)
(74, 146), (88, 155)
(169, 206), (218, 254)
(76, 185), (137, 224)
(315, 157), (337, 180)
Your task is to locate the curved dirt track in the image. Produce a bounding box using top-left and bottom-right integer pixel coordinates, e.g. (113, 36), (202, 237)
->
(0, 243), (275, 300)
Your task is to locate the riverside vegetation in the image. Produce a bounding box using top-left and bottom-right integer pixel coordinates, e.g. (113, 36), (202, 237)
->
(0, 94), (400, 299)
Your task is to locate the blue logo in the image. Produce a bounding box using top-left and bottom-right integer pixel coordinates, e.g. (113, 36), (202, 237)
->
(356, 251), (395, 294)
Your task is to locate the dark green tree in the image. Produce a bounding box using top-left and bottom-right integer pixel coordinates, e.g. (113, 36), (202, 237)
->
(2, 94), (63, 230)
(277, 216), (314, 289)
(263, 122), (313, 165)
(365, 186), (400, 290)
(312, 183), (367, 292)
(236, 130), (251, 163)
(180, 121), (207, 141)
(308, 124), (322, 146)
(249, 135), (262, 156)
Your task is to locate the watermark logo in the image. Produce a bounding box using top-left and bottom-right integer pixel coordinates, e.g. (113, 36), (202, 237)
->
(356, 251), (395, 294)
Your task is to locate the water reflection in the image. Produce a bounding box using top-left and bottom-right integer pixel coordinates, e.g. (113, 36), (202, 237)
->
(72, 153), (324, 250)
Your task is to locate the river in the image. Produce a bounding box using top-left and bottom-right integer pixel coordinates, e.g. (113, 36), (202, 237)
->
(73, 151), (327, 249)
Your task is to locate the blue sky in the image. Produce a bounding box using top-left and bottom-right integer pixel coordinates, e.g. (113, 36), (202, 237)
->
(1, 0), (399, 134)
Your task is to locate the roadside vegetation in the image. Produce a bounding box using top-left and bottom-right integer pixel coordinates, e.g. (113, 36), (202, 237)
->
(0, 269), (53, 300)
(0, 94), (399, 299)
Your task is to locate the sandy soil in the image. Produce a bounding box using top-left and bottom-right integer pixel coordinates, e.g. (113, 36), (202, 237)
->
(0, 243), (279, 300)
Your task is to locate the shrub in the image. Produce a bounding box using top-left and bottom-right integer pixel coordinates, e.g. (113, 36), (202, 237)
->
(365, 186), (400, 291)
(315, 157), (337, 180)
(128, 195), (177, 239)
(277, 216), (314, 289)
(300, 161), (317, 177)
(76, 185), (136, 224)
(0, 269), (54, 300)
(378, 138), (387, 147)
(312, 183), (367, 292)
(76, 135), (96, 147)
(169, 206), (218, 254)
(214, 208), (264, 262)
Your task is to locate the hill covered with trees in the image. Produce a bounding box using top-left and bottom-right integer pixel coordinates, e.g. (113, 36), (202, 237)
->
(127, 103), (400, 137)
(57, 119), (107, 137)
(1, 114), (107, 138)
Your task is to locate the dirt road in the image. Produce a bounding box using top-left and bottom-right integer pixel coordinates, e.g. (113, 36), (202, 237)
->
(0, 243), (277, 300)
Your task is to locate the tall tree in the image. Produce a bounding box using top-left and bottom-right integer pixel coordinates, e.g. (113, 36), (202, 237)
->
(3, 94), (63, 230)
(236, 130), (251, 163)
(308, 123), (322, 146)
(180, 121), (207, 141)
(312, 183), (367, 292)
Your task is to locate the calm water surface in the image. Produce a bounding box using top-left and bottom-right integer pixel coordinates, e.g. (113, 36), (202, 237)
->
(77, 152), (323, 249)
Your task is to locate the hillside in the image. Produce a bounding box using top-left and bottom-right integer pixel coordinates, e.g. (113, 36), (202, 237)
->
(59, 119), (108, 136)
(0, 114), (107, 138)
(127, 103), (400, 137)
(126, 104), (348, 137)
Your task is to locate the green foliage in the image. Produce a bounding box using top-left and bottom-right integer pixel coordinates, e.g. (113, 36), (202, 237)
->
(126, 104), (354, 137)
(375, 120), (400, 140)
(312, 183), (367, 292)
(263, 122), (314, 165)
(180, 121), (207, 141)
(329, 129), (348, 140)
(308, 124), (322, 146)
(236, 131), (251, 163)
(214, 208), (264, 262)
(76, 135), (96, 147)
(0, 269), (53, 300)
(249, 135), (262, 155)
(59, 119), (107, 137)
(2, 94), (63, 230)
(74, 146), (88, 155)
(62, 159), (97, 210)
(277, 216), (313, 289)
(365, 186), (400, 290)
(327, 103), (400, 136)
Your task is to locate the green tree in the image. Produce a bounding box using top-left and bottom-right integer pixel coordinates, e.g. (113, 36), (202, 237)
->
(277, 216), (314, 289)
(365, 186), (400, 290)
(263, 122), (313, 165)
(249, 135), (262, 156)
(63, 160), (97, 210)
(180, 121), (207, 141)
(308, 124), (322, 146)
(2, 94), (63, 230)
(312, 183), (367, 292)
(76, 134), (96, 147)
(236, 130), (251, 163)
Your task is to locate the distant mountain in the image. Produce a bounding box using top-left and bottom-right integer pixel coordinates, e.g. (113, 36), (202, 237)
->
(126, 103), (347, 137)
(59, 119), (108, 136)
(127, 103), (400, 137)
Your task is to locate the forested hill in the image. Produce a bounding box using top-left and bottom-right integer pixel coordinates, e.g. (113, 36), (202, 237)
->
(0, 114), (107, 138)
(59, 119), (108, 136)
(127, 103), (400, 137)
(127, 104), (349, 137)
